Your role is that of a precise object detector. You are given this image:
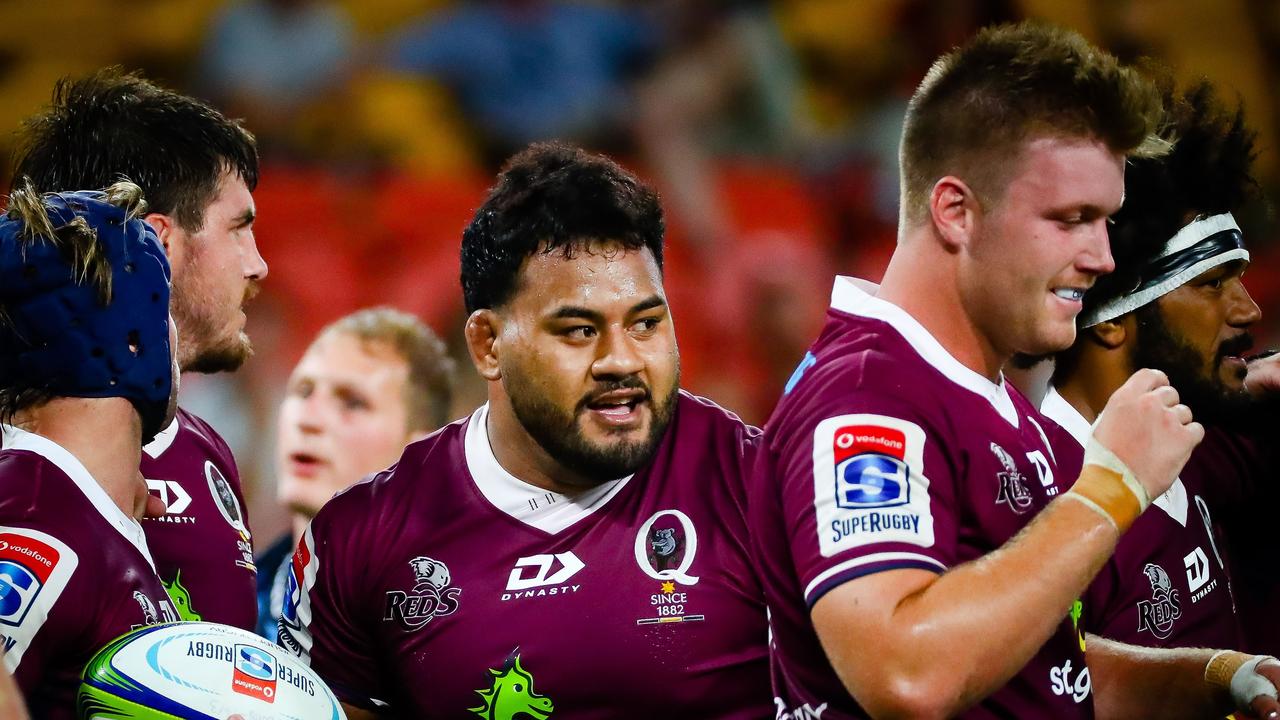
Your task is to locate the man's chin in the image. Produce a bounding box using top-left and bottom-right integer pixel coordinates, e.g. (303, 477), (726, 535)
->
(183, 338), (252, 374)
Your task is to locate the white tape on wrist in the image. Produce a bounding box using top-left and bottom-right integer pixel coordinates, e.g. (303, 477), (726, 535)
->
(1232, 656), (1280, 707)
(1082, 437), (1151, 512)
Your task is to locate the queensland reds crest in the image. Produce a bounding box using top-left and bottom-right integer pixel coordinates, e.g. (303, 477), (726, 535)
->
(832, 424), (910, 509)
(634, 510), (700, 585)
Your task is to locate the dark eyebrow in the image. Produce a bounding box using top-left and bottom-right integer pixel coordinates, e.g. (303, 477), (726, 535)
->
(233, 208), (255, 227)
(548, 295), (667, 322)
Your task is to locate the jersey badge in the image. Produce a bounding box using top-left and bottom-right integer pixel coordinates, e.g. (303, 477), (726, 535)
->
(812, 415), (934, 557)
(470, 650), (554, 720)
(633, 510), (706, 625)
(991, 442), (1033, 514)
(1136, 563), (1183, 639)
(0, 527), (78, 669)
(383, 556), (461, 631)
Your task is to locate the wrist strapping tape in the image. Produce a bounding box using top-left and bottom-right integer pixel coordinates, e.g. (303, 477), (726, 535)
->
(1206, 650), (1280, 707)
(1065, 439), (1150, 532)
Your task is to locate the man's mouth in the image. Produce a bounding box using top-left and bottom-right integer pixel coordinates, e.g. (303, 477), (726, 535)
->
(287, 451), (326, 477)
(584, 387), (649, 427)
(1051, 287), (1087, 303)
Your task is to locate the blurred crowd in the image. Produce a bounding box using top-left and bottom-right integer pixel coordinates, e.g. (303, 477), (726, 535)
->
(3, 0), (1280, 540)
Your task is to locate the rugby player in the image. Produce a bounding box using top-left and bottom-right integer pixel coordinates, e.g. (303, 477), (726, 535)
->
(1046, 81), (1277, 655)
(1044, 79), (1264, 650)
(750, 23), (1280, 718)
(12, 68), (266, 630)
(0, 181), (179, 717)
(255, 307), (454, 639)
(279, 143), (774, 717)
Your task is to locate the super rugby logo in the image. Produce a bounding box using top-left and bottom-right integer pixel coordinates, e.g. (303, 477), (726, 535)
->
(384, 556), (461, 630)
(812, 415), (934, 558)
(0, 528), (77, 669)
(832, 425), (909, 509)
(0, 534), (61, 627)
(1136, 563), (1183, 639)
(232, 644), (278, 703)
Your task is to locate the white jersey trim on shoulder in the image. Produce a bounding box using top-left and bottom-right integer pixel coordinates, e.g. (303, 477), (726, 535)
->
(141, 414), (181, 458)
(829, 276), (1020, 427)
(0, 425), (157, 569)
(463, 404), (633, 534)
(1040, 386), (1188, 526)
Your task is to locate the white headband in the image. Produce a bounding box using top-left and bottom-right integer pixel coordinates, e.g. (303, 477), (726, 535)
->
(1081, 213), (1248, 327)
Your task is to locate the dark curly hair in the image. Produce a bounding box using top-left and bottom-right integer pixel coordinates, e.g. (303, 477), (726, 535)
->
(461, 142), (665, 314)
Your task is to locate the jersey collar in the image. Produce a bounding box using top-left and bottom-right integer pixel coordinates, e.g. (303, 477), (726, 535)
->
(830, 276), (1019, 426)
(1, 425), (157, 568)
(463, 404), (632, 534)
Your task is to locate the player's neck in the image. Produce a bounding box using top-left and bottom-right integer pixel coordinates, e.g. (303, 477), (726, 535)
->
(15, 397), (146, 517)
(878, 239), (1006, 382)
(485, 395), (600, 495)
(1054, 360), (1129, 426)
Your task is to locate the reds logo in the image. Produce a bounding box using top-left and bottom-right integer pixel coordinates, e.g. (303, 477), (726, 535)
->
(383, 556), (462, 631)
(832, 425), (910, 509)
(991, 442), (1033, 513)
(1136, 563), (1182, 639)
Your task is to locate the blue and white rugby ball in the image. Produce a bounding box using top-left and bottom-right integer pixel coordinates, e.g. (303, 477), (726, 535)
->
(77, 622), (345, 720)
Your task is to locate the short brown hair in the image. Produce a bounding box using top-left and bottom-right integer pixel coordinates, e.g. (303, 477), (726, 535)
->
(900, 22), (1165, 225)
(316, 307), (455, 432)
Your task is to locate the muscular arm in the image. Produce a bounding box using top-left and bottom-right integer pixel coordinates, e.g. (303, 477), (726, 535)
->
(812, 494), (1117, 718)
(810, 370), (1202, 718)
(1087, 637), (1220, 719)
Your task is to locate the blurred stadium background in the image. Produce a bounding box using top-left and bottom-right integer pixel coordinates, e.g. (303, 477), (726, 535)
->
(3, 0), (1278, 541)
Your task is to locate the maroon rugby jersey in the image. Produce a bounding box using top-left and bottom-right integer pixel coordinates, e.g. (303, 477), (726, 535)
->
(0, 428), (177, 719)
(141, 407), (257, 630)
(1042, 388), (1242, 651)
(280, 392), (772, 718)
(751, 278), (1095, 719)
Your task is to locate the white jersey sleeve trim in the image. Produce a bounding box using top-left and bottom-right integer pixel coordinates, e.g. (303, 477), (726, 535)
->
(829, 276), (1019, 428)
(803, 552), (947, 603)
(1, 427), (155, 571)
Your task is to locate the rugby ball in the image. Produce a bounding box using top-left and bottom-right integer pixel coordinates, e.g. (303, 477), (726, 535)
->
(77, 622), (345, 720)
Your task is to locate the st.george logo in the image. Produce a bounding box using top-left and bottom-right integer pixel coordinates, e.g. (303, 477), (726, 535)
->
(384, 556), (462, 630)
(833, 425), (909, 509)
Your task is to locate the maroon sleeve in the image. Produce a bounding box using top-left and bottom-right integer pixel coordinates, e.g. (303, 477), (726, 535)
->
(277, 500), (389, 709)
(766, 365), (959, 608)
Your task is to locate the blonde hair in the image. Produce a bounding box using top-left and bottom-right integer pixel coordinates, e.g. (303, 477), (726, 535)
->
(316, 307), (455, 432)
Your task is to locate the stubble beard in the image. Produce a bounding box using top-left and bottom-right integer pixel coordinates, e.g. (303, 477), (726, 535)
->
(171, 284), (253, 374)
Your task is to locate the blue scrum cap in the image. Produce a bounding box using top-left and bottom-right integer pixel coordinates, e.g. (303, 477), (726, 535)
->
(0, 182), (173, 442)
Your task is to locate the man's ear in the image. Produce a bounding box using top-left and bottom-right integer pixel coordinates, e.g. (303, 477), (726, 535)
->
(144, 213), (183, 266)
(1087, 318), (1129, 349)
(464, 309), (502, 381)
(929, 176), (980, 252)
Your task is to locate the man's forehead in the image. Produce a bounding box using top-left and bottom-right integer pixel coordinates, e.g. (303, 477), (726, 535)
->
(513, 244), (663, 309)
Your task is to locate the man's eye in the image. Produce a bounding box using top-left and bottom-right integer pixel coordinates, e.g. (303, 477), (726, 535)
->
(565, 326), (596, 339)
(632, 318), (660, 333)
